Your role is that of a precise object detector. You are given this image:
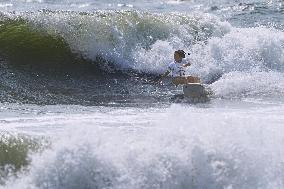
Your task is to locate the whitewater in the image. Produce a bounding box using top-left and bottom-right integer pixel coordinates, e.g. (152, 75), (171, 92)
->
(0, 0), (284, 189)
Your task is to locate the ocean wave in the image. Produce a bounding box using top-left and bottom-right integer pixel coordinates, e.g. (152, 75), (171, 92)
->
(0, 10), (284, 100)
(1, 10), (230, 72)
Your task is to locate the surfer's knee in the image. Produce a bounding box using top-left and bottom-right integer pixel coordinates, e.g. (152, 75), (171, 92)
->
(186, 76), (200, 83)
(172, 77), (184, 86)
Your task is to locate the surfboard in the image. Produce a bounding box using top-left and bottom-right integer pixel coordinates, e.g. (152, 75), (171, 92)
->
(183, 83), (208, 98)
(170, 83), (211, 103)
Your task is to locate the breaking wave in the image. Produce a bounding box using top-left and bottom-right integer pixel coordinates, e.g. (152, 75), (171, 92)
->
(189, 27), (284, 98)
(0, 9), (284, 101)
(1, 10), (230, 72)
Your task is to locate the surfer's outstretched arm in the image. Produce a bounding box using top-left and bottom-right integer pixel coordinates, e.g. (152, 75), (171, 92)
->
(157, 70), (170, 83)
(183, 61), (191, 67)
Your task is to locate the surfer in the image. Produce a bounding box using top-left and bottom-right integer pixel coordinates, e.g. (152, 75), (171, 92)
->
(158, 50), (200, 86)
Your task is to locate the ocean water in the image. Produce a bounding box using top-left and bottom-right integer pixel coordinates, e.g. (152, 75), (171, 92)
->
(0, 0), (284, 188)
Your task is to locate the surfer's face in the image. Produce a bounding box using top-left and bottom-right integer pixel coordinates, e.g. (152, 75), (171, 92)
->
(174, 52), (182, 63)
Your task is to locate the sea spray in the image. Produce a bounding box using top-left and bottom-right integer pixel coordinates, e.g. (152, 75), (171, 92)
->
(188, 27), (284, 98)
(0, 133), (49, 185)
(1, 104), (284, 189)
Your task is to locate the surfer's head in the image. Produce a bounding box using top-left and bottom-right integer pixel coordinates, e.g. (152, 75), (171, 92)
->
(174, 50), (186, 63)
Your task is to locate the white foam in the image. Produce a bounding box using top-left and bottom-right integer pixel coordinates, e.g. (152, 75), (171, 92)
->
(2, 104), (284, 189)
(0, 3), (13, 8)
(187, 27), (284, 97)
(211, 71), (284, 98)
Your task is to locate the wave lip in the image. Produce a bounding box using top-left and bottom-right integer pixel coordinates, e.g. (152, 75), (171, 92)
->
(1, 10), (230, 72)
(0, 10), (231, 74)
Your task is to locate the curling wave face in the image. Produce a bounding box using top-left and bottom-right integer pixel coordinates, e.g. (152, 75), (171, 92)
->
(0, 9), (284, 102)
(1, 10), (230, 71)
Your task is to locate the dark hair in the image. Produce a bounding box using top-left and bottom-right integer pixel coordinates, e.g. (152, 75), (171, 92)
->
(175, 50), (186, 58)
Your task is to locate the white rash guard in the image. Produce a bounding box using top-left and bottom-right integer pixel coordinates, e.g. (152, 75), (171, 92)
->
(167, 60), (187, 77)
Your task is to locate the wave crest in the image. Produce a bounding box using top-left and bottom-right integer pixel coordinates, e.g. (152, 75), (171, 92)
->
(1, 10), (230, 72)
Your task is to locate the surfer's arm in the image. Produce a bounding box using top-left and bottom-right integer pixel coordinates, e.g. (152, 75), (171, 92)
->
(158, 70), (170, 82)
(183, 62), (191, 67)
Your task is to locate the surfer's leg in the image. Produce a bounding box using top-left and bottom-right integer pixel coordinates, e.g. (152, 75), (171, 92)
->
(172, 77), (179, 86)
(172, 77), (187, 86)
(186, 76), (200, 83)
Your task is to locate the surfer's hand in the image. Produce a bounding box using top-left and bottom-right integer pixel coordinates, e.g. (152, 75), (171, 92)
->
(183, 63), (191, 67)
(153, 76), (162, 84)
(154, 71), (169, 84)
